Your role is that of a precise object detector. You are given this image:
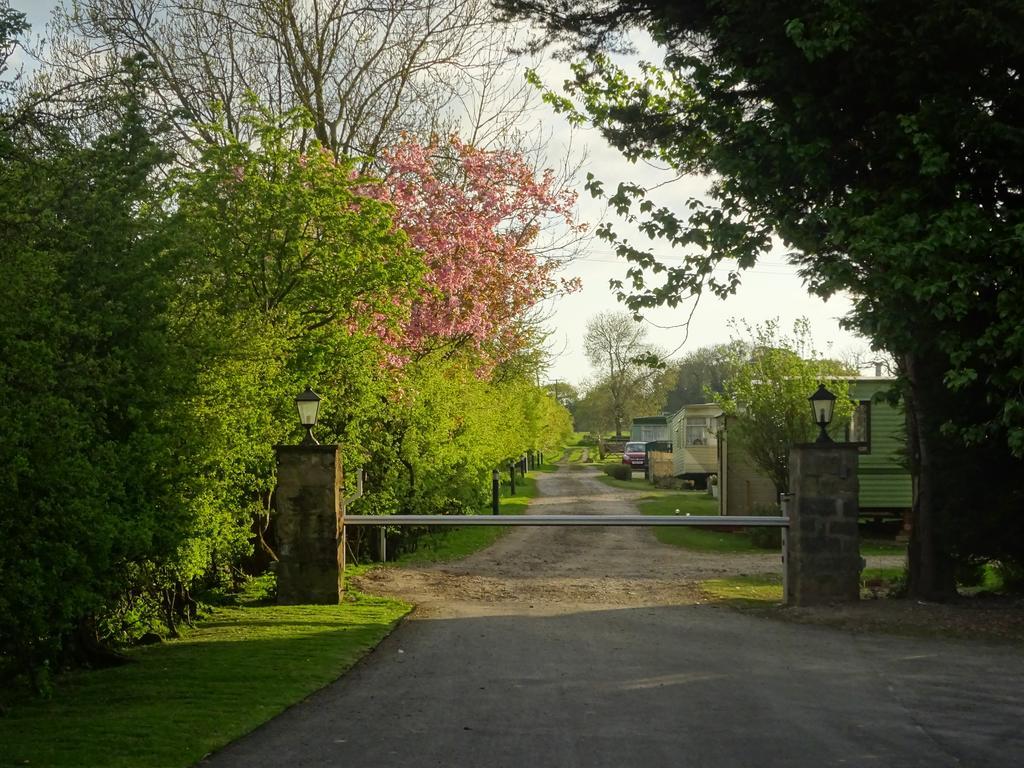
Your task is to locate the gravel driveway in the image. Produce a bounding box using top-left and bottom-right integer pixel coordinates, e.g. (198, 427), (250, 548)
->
(355, 466), (901, 613)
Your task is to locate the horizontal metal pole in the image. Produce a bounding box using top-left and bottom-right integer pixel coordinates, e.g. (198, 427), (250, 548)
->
(343, 514), (788, 527)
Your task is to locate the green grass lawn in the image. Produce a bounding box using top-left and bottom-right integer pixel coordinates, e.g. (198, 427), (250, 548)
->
(595, 471), (649, 491)
(0, 589), (409, 768)
(860, 536), (907, 557)
(597, 476), (769, 552)
(639, 491), (769, 552)
(392, 473), (539, 565)
(701, 568), (908, 606)
(702, 575), (784, 604)
(599, 476), (909, 559)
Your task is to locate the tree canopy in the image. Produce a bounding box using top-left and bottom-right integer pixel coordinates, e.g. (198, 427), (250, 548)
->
(663, 342), (745, 413)
(715, 319), (854, 496)
(581, 311), (669, 437)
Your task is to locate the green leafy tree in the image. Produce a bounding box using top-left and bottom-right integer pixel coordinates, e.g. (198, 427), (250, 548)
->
(583, 310), (667, 437)
(166, 104), (425, 584)
(0, 59), (185, 676)
(573, 380), (616, 437)
(664, 342), (746, 412)
(715, 319), (854, 497)
(498, 0), (1024, 599)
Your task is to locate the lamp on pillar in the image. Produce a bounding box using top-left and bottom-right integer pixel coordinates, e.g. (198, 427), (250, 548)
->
(809, 384), (837, 444)
(295, 386), (322, 445)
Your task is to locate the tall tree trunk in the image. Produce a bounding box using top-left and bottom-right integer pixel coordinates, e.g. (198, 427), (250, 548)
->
(902, 351), (957, 600)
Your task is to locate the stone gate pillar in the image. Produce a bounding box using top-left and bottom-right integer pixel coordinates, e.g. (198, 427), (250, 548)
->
(785, 443), (860, 606)
(274, 444), (344, 604)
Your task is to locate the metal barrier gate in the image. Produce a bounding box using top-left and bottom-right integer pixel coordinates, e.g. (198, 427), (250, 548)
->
(345, 514), (790, 568)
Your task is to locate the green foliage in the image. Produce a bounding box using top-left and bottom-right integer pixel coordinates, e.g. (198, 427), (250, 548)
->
(664, 342), (747, 412)
(603, 463), (633, 481)
(580, 310), (670, 436)
(358, 354), (571, 519)
(0, 60), (575, 682)
(0, 69), (186, 676)
(715, 318), (855, 494)
(993, 561), (1024, 594)
(392, 473), (539, 565)
(159, 103), (427, 592)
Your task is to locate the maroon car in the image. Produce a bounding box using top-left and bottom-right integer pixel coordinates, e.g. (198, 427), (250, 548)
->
(622, 441), (647, 470)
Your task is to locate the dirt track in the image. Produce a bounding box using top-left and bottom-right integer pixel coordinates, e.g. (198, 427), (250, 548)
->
(354, 465), (902, 616)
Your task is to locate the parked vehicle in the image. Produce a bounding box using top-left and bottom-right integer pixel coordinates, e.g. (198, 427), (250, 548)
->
(622, 441), (647, 469)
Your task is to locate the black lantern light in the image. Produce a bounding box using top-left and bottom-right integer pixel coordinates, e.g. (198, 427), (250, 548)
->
(295, 386), (321, 445)
(809, 384), (837, 444)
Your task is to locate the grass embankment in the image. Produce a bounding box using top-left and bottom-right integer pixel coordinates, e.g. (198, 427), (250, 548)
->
(392, 473), (540, 565)
(0, 586), (409, 768)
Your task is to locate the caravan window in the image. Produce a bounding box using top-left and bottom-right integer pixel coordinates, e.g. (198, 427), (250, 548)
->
(846, 401), (871, 453)
(685, 417), (713, 446)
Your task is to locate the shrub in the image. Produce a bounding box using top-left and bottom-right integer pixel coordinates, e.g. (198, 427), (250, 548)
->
(603, 463), (632, 481)
(748, 503), (783, 549)
(955, 559), (987, 588)
(994, 560), (1024, 593)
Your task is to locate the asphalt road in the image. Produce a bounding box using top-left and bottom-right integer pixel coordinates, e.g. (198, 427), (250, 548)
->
(201, 470), (1024, 768)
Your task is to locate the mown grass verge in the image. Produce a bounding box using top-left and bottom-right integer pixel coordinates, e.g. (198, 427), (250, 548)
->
(702, 574), (784, 605)
(597, 475), (906, 557)
(391, 473), (539, 565)
(700, 568), (908, 607)
(0, 588), (410, 768)
(597, 478), (770, 553)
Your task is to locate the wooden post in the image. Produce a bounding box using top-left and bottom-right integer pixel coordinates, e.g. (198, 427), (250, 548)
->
(509, 462), (516, 495)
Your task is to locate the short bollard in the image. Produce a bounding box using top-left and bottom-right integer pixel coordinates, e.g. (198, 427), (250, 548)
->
(492, 469), (500, 515)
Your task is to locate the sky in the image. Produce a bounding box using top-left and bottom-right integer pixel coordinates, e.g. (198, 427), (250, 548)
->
(8, 1), (869, 388)
(528, 43), (867, 388)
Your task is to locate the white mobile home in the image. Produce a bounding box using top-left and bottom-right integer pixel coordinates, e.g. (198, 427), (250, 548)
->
(669, 403), (722, 481)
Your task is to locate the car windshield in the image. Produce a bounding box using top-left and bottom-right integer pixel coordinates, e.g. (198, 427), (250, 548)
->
(624, 443), (646, 452)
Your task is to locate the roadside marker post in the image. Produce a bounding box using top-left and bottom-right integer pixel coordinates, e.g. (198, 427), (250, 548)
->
(491, 470), (500, 515)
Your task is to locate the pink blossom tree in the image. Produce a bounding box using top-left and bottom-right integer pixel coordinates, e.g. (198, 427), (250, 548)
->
(367, 136), (582, 368)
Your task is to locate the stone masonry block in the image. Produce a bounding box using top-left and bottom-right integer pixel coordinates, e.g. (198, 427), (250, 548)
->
(786, 444), (860, 607)
(274, 445), (344, 605)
